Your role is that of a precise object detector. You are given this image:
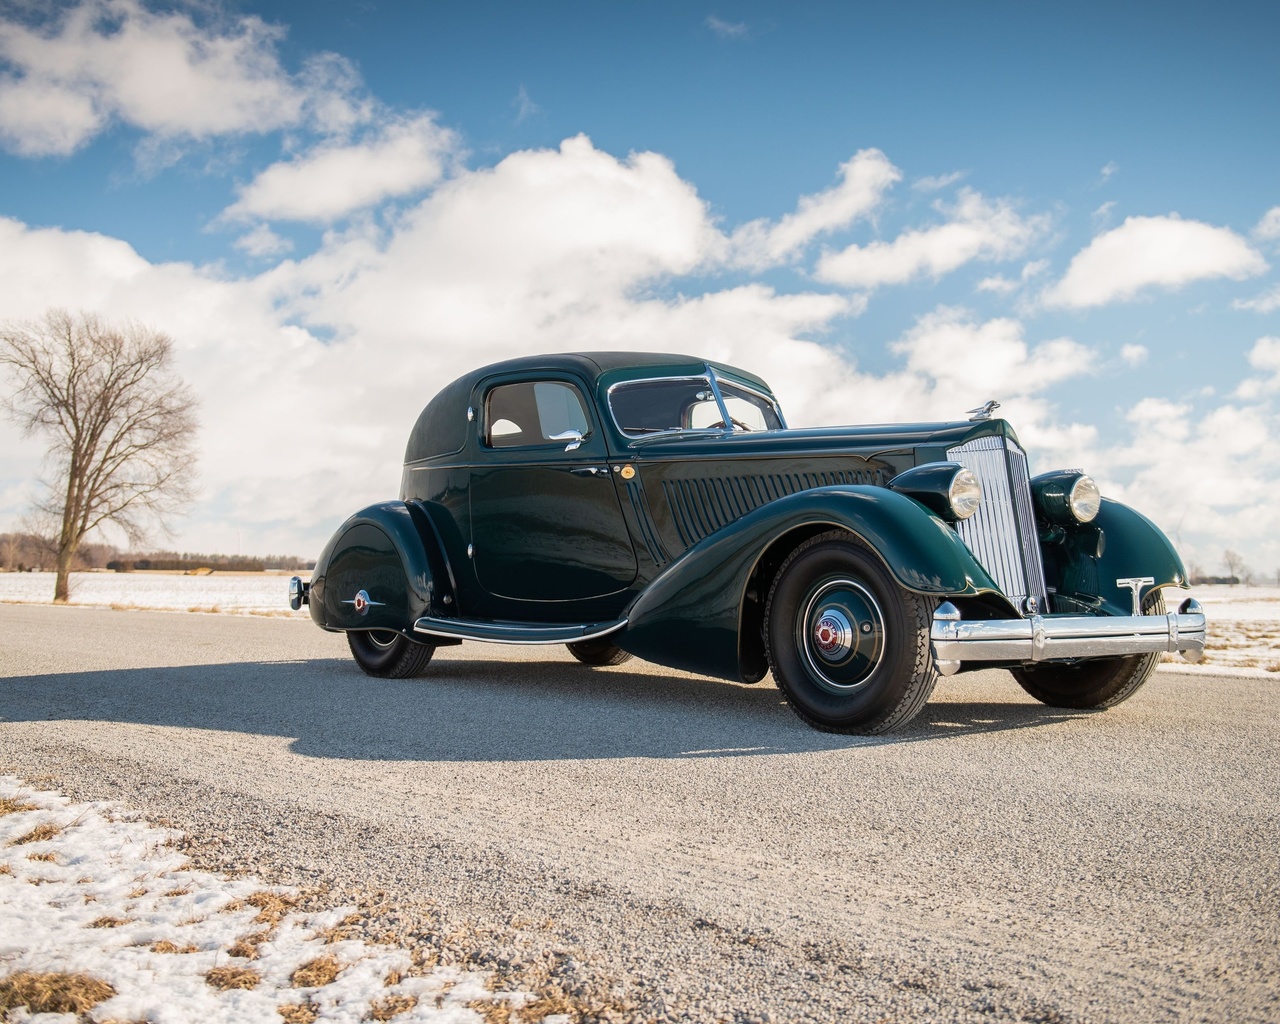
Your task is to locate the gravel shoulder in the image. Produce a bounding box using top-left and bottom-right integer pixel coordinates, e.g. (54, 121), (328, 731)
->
(1, 603), (1277, 1023)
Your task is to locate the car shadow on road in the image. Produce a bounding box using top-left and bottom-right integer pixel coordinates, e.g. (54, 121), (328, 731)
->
(1, 649), (1094, 762)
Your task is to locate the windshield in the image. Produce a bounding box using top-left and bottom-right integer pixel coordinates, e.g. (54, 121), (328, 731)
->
(608, 375), (783, 437)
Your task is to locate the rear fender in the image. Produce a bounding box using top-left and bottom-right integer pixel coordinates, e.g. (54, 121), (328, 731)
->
(619, 486), (1005, 682)
(310, 501), (451, 632)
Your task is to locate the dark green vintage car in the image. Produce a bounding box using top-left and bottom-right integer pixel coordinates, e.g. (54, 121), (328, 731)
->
(291, 352), (1205, 734)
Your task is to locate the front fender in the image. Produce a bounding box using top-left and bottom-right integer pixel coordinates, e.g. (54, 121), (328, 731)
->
(309, 501), (449, 632)
(1045, 498), (1188, 616)
(618, 486), (1004, 682)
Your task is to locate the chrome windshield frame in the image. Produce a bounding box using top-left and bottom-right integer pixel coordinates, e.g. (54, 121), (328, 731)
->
(605, 366), (787, 441)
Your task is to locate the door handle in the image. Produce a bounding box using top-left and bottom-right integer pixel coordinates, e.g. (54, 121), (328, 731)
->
(569, 466), (609, 476)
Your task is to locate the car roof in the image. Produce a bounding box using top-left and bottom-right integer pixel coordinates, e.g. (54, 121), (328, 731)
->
(404, 351), (774, 463)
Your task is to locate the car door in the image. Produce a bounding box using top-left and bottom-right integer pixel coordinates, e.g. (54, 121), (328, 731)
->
(469, 374), (638, 604)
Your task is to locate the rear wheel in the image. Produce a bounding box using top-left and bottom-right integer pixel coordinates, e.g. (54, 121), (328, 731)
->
(1011, 594), (1166, 709)
(347, 630), (436, 678)
(765, 531), (937, 734)
(567, 637), (633, 666)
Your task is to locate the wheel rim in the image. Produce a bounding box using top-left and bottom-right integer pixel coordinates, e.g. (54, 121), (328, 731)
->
(367, 630), (399, 649)
(798, 578), (885, 691)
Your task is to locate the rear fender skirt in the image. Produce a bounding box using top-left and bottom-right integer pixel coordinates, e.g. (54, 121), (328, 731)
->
(309, 501), (450, 631)
(619, 485), (1004, 682)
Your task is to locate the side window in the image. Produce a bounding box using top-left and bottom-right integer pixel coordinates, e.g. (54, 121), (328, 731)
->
(716, 382), (782, 431)
(485, 381), (591, 448)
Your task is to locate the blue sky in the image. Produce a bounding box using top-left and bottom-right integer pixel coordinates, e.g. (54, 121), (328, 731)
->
(0, 0), (1277, 577)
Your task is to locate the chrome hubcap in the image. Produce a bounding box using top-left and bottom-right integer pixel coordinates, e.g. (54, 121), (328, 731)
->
(799, 578), (885, 691)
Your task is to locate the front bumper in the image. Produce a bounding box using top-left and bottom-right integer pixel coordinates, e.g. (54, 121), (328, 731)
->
(930, 598), (1206, 675)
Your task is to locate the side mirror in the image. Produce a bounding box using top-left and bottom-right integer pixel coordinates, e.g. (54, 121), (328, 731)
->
(549, 429), (585, 452)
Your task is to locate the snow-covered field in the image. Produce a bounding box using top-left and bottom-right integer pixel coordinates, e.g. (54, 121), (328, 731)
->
(0, 571), (302, 616)
(1, 573), (1276, 675)
(0, 777), (542, 1024)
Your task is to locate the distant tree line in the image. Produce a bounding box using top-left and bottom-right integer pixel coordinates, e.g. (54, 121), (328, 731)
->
(0, 532), (312, 573)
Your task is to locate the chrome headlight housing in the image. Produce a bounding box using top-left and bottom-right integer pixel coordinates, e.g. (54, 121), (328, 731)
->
(1031, 470), (1102, 525)
(888, 462), (983, 522)
(948, 468), (983, 521)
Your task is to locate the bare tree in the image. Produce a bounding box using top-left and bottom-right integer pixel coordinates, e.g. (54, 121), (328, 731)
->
(1222, 549), (1246, 586)
(0, 310), (198, 603)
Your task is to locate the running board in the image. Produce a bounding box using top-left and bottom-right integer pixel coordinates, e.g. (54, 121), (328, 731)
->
(412, 616), (627, 646)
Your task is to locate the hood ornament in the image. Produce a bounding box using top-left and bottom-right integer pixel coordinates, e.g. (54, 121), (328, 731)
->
(967, 399), (1001, 421)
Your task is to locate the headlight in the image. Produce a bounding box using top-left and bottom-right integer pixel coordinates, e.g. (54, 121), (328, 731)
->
(948, 468), (983, 520)
(1068, 475), (1101, 523)
(887, 462), (982, 522)
(1031, 470), (1102, 525)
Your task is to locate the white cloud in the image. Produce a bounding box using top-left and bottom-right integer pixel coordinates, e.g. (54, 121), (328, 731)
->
(1092, 200), (1116, 229)
(1099, 161), (1118, 183)
(0, 0), (369, 156)
(1255, 207), (1280, 241)
(233, 225), (293, 258)
(513, 84), (539, 123)
(222, 114), (459, 223)
(1235, 336), (1280, 399)
(815, 189), (1048, 290)
(1120, 343), (1148, 367)
(976, 259), (1048, 295)
(730, 148), (900, 268)
(1233, 284), (1280, 313)
(1042, 215), (1268, 309)
(706, 16), (748, 39)
(977, 274), (1018, 295)
(912, 171), (965, 192)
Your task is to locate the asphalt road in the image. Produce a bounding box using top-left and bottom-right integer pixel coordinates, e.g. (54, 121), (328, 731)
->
(1, 603), (1277, 1023)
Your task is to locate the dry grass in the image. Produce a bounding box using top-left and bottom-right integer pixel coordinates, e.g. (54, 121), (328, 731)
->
(151, 939), (199, 954)
(318, 913), (363, 944)
(291, 955), (342, 988)
(11, 823), (59, 845)
(205, 965), (260, 991)
(383, 968), (401, 987)
(0, 864), (11, 876)
(88, 916), (130, 929)
(228, 930), (271, 960)
(25, 851), (56, 862)
(467, 999), (512, 1023)
(128, 886), (147, 898)
(0, 797), (37, 816)
(0, 970), (116, 1015)
(368, 994), (418, 1020)
(165, 886), (192, 896)
(278, 1001), (319, 1024)
(235, 889), (298, 926)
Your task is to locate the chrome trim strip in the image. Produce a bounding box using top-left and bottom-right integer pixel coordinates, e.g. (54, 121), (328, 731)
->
(412, 616), (627, 645)
(929, 602), (1206, 663)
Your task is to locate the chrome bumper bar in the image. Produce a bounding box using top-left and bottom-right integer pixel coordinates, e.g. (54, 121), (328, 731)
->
(930, 598), (1206, 675)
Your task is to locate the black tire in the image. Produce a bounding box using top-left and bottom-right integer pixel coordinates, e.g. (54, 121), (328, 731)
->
(567, 637), (633, 666)
(346, 630), (436, 679)
(1011, 593), (1166, 709)
(765, 531), (937, 734)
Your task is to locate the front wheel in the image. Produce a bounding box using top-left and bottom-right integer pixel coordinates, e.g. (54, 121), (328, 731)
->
(765, 531), (937, 734)
(347, 630), (436, 679)
(1011, 594), (1166, 709)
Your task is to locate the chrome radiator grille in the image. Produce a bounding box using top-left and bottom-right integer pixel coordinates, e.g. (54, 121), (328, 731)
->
(946, 435), (1048, 612)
